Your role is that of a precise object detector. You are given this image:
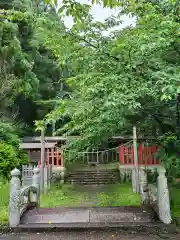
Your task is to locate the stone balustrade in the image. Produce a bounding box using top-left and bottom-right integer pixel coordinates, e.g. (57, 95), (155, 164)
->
(8, 167), (40, 227)
(138, 167), (171, 224)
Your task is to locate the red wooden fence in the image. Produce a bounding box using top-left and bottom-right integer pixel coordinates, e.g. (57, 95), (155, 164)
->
(37, 145), (160, 167)
(119, 144), (161, 165)
(38, 149), (64, 167)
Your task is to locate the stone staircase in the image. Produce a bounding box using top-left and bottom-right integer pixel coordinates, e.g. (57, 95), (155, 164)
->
(66, 168), (119, 185)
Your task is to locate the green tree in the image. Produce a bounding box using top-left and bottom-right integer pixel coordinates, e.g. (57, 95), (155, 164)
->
(0, 0), (70, 134)
(37, 0), (180, 154)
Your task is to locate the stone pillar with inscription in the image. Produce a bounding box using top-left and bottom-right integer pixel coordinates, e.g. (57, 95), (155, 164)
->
(132, 168), (137, 193)
(139, 167), (149, 204)
(32, 167), (40, 205)
(8, 168), (21, 227)
(157, 167), (171, 224)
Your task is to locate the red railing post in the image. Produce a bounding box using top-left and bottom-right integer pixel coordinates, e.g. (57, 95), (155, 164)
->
(61, 150), (64, 167)
(139, 144), (143, 165)
(144, 145), (147, 165)
(130, 146), (134, 164)
(119, 146), (124, 164)
(51, 148), (54, 166)
(47, 149), (50, 166)
(125, 146), (128, 164)
(56, 151), (59, 166)
(148, 146), (152, 165)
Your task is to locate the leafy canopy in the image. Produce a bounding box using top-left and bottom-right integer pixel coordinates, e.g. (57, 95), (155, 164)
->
(36, 0), (180, 153)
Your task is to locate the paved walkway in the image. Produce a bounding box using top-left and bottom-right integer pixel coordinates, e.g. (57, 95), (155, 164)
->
(1, 232), (180, 240)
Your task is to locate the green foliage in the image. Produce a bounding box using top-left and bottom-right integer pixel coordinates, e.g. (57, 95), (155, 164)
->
(0, 0), (69, 133)
(0, 141), (19, 179)
(0, 181), (9, 225)
(37, 0), (180, 155)
(156, 133), (180, 178)
(0, 121), (20, 147)
(169, 183), (180, 218)
(1, 0), (179, 172)
(0, 120), (28, 179)
(0, 141), (28, 180)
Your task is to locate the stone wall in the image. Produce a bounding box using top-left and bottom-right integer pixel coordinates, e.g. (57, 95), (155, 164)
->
(118, 164), (158, 183)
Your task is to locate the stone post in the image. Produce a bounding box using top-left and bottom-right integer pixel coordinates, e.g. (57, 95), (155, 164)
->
(60, 171), (65, 184)
(44, 166), (48, 193)
(59, 166), (66, 184)
(119, 168), (125, 183)
(132, 168), (137, 193)
(8, 168), (21, 227)
(157, 167), (171, 224)
(32, 167), (40, 206)
(40, 129), (45, 194)
(133, 126), (140, 193)
(48, 165), (52, 189)
(139, 167), (149, 204)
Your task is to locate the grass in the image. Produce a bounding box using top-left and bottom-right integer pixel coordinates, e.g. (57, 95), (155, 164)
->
(169, 185), (180, 218)
(40, 183), (141, 208)
(0, 181), (9, 225)
(96, 183), (141, 207)
(40, 184), (89, 207)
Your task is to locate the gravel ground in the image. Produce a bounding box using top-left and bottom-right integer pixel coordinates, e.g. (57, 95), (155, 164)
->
(0, 231), (180, 240)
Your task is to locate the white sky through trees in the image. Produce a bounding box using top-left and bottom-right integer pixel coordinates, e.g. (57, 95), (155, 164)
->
(59, 0), (135, 31)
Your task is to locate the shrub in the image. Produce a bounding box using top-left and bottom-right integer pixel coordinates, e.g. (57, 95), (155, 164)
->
(0, 141), (18, 180)
(156, 133), (180, 179)
(0, 181), (9, 225)
(0, 120), (20, 147)
(0, 141), (28, 180)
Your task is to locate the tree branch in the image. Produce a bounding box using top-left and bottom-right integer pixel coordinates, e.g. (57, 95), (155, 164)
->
(68, 31), (120, 61)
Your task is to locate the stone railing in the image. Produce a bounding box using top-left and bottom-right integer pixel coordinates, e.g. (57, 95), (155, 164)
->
(118, 164), (158, 183)
(8, 167), (40, 227)
(139, 167), (172, 224)
(51, 166), (66, 184)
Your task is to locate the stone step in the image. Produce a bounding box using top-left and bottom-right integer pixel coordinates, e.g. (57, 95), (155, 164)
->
(67, 175), (119, 179)
(66, 181), (117, 185)
(17, 206), (177, 233)
(66, 168), (119, 185)
(68, 172), (118, 176)
(72, 170), (118, 173)
(68, 176), (118, 180)
(66, 172), (119, 184)
(67, 179), (118, 182)
(69, 172), (118, 175)
(66, 178), (118, 182)
(68, 171), (118, 174)
(21, 206), (154, 224)
(15, 222), (176, 233)
(66, 180), (118, 184)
